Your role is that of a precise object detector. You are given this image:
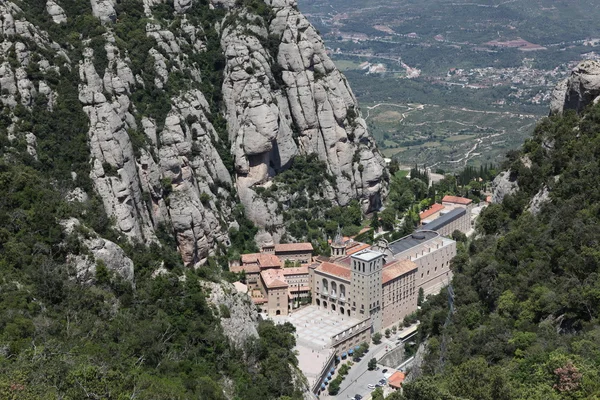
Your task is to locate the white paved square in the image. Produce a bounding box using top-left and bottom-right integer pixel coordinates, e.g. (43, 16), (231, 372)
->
(269, 306), (363, 388)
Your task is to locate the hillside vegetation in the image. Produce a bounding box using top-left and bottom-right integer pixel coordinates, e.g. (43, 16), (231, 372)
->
(394, 104), (600, 399)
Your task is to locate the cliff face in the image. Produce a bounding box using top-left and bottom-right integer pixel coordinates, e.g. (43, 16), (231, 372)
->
(0, 0), (387, 266)
(550, 60), (600, 115)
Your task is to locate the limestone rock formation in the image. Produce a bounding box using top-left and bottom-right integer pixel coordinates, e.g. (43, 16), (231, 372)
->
(46, 0), (67, 24)
(527, 186), (550, 215)
(491, 171), (519, 204)
(220, 0), (387, 232)
(203, 281), (259, 347)
(0, 0), (388, 267)
(550, 60), (600, 115)
(60, 218), (135, 285)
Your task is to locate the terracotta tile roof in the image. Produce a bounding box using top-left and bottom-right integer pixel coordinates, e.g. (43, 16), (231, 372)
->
(308, 262), (320, 270)
(240, 253), (281, 268)
(442, 195), (472, 205)
(257, 253), (281, 268)
(419, 203), (444, 220)
(316, 262), (351, 281)
(388, 371), (406, 388)
(260, 269), (289, 289)
(252, 297), (268, 304)
(281, 266), (309, 275)
(346, 242), (370, 255)
(240, 253), (261, 264)
(229, 264), (260, 274)
(315, 255), (332, 263)
(382, 260), (417, 284)
(275, 242), (314, 253)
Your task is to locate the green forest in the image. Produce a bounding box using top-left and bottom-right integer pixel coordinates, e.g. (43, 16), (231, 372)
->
(0, 0), (303, 398)
(390, 104), (600, 399)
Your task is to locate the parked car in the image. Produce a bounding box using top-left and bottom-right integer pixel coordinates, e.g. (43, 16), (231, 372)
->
(379, 379), (387, 385)
(382, 369), (388, 373)
(367, 384), (376, 389)
(354, 395), (363, 400)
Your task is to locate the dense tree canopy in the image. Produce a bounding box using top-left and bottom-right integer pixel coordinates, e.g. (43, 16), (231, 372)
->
(402, 105), (600, 399)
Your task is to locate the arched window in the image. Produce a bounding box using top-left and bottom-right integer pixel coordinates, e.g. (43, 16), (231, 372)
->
(340, 284), (346, 299)
(331, 281), (337, 297)
(322, 278), (328, 294)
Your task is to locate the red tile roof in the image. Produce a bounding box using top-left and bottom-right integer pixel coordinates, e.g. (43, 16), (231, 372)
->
(275, 242), (314, 253)
(419, 203), (444, 220)
(382, 260), (418, 284)
(388, 371), (406, 388)
(281, 266), (309, 275)
(442, 195), (472, 205)
(260, 269), (289, 289)
(240, 253), (281, 268)
(316, 262), (351, 280)
(346, 243), (370, 255)
(257, 253), (281, 268)
(240, 253), (261, 264)
(229, 264), (260, 274)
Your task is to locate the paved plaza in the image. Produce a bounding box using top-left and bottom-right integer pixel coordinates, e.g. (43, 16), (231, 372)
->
(269, 305), (363, 388)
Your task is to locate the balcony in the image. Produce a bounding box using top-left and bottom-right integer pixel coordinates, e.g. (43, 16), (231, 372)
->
(329, 291), (337, 299)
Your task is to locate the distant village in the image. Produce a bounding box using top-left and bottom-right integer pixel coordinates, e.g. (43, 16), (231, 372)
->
(229, 195), (486, 396)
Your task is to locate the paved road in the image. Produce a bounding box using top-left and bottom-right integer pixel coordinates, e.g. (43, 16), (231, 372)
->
(331, 337), (398, 400)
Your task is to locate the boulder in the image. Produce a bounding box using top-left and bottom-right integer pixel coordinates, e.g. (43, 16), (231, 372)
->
(46, 0), (67, 24)
(550, 60), (600, 115)
(491, 171), (519, 204)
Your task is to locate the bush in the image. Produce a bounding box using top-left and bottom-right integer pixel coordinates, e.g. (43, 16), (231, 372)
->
(219, 304), (231, 318)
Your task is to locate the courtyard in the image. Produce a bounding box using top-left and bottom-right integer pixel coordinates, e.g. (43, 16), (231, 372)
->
(269, 305), (364, 388)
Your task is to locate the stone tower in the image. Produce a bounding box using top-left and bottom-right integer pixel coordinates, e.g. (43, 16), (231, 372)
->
(331, 226), (346, 258)
(350, 250), (384, 332)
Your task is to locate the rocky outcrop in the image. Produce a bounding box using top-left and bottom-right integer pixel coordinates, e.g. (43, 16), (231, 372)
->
(0, 0), (387, 267)
(203, 281), (259, 348)
(90, 0), (116, 23)
(220, 0), (387, 234)
(550, 60), (600, 115)
(61, 218), (135, 285)
(527, 186), (550, 215)
(46, 0), (67, 24)
(491, 170), (519, 204)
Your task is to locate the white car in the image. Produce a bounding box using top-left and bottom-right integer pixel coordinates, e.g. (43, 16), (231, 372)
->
(367, 384), (376, 389)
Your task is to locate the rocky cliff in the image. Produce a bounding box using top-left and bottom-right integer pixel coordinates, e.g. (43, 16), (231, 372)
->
(550, 60), (600, 115)
(0, 0), (387, 267)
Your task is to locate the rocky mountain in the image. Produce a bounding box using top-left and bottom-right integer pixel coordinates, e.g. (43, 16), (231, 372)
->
(550, 59), (600, 116)
(0, 0), (387, 268)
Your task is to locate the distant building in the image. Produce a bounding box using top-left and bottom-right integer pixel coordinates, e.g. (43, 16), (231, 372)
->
(388, 371), (406, 390)
(420, 207), (470, 237)
(420, 203), (445, 222)
(374, 230), (455, 297)
(233, 230), (455, 338)
(262, 242), (314, 264)
(442, 195), (473, 210)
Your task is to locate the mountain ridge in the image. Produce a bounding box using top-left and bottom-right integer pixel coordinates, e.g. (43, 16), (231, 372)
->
(0, 0), (387, 267)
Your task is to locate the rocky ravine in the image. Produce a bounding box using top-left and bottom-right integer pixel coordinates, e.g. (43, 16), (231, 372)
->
(0, 0), (387, 267)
